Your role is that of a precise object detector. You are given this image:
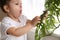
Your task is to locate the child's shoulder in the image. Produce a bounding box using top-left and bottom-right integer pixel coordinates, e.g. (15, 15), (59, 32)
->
(1, 16), (11, 23)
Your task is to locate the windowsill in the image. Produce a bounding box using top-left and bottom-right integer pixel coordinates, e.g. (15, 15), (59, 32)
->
(27, 27), (60, 40)
(28, 27), (60, 37)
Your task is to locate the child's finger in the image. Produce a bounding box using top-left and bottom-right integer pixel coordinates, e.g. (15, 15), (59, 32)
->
(44, 16), (47, 20)
(37, 21), (40, 23)
(38, 18), (41, 21)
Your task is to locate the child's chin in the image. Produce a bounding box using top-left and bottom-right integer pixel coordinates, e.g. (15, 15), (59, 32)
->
(18, 15), (21, 17)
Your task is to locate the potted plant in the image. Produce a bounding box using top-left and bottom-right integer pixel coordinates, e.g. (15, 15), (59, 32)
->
(35, 0), (60, 40)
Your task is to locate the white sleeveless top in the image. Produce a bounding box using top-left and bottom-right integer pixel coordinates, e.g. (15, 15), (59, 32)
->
(1, 15), (27, 40)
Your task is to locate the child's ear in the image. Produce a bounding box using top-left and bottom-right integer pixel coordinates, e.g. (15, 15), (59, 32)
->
(3, 5), (10, 13)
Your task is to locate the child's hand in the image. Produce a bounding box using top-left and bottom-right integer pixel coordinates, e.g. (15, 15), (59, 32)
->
(31, 16), (41, 26)
(27, 11), (48, 27)
(31, 11), (48, 27)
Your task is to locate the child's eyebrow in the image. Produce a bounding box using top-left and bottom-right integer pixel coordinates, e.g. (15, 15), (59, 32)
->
(10, 0), (18, 3)
(10, 0), (22, 4)
(10, 1), (18, 4)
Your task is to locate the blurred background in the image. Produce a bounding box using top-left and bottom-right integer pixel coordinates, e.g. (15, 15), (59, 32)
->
(0, 0), (60, 40)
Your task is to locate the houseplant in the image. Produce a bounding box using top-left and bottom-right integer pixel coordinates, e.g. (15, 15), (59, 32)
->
(35, 0), (60, 40)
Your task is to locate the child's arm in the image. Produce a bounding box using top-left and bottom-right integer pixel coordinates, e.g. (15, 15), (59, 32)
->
(6, 16), (41, 37)
(6, 11), (48, 37)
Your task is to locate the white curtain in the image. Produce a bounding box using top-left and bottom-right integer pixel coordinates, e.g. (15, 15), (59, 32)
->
(22, 1), (60, 40)
(22, 0), (45, 19)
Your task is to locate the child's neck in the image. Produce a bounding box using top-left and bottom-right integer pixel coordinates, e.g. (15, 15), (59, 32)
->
(7, 14), (20, 23)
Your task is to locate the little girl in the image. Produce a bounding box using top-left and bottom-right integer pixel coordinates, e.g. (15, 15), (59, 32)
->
(0, 0), (47, 40)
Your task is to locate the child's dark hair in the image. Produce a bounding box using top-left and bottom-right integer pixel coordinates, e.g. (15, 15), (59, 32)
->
(0, 0), (10, 13)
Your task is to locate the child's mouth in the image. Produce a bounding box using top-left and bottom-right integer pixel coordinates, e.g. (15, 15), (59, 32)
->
(20, 10), (22, 14)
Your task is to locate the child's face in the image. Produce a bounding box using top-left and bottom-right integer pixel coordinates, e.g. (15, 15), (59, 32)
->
(7, 0), (22, 18)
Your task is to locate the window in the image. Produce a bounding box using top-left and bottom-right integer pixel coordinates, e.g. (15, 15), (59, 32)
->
(22, 0), (60, 36)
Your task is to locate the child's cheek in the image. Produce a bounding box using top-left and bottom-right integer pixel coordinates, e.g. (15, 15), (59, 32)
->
(13, 9), (21, 18)
(9, 5), (21, 17)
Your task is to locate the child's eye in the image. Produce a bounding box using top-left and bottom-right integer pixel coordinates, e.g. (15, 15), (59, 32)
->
(15, 3), (19, 5)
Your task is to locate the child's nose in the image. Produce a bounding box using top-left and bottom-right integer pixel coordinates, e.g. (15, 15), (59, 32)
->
(19, 3), (22, 10)
(20, 6), (22, 10)
(19, 3), (22, 8)
(20, 5), (22, 8)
